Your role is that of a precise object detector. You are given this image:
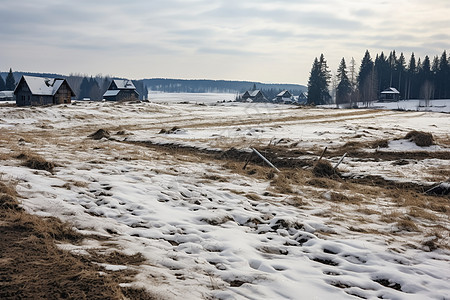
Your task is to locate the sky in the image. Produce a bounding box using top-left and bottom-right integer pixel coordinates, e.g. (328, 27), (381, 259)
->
(1, 0), (449, 85)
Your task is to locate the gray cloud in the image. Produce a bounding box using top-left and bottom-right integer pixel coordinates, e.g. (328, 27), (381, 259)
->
(1, 0), (449, 84)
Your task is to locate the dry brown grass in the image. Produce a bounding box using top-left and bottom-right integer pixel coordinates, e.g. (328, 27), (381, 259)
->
(396, 217), (419, 232)
(405, 130), (434, 147)
(356, 207), (379, 215)
(408, 207), (439, 221)
(371, 139), (389, 148)
(16, 151), (56, 172)
(312, 161), (336, 177)
(0, 180), (157, 299)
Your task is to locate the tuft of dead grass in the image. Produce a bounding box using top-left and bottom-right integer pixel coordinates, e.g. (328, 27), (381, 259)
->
(371, 139), (389, 148)
(312, 161), (337, 177)
(396, 217), (419, 232)
(16, 152), (56, 172)
(405, 130), (434, 147)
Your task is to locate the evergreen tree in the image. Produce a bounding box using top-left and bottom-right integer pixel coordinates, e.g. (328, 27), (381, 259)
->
(396, 53), (407, 98)
(336, 57), (351, 105)
(5, 68), (16, 90)
(0, 74), (5, 91)
(437, 50), (450, 99)
(88, 77), (102, 100)
(358, 50), (376, 105)
(307, 58), (323, 105)
(388, 50), (397, 87)
(406, 53), (417, 99)
(374, 52), (390, 93)
(307, 54), (331, 105)
(79, 77), (90, 100)
(318, 54), (331, 104)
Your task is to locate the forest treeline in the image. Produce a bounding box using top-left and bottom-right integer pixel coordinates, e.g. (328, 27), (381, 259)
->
(142, 78), (306, 94)
(307, 50), (450, 106)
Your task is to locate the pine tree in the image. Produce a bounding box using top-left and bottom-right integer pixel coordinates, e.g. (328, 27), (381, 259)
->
(437, 50), (449, 99)
(396, 53), (406, 98)
(336, 57), (351, 105)
(79, 77), (90, 100)
(388, 51), (397, 87)
(88, 77), (101, 100)
(358, 50), (376, 105)
(406, 53), (417, 99)
(5, 68), (16, 90)
(307, 54), (331, 105)
(318, 54), (331, 104)
(0, 74), (5, 91)
(307, 57), (322, 105)
(375, 52), (390, 93)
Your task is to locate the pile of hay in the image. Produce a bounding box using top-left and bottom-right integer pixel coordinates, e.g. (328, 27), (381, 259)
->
(88, 129), (111, 140)
(405, 130), (434, 147)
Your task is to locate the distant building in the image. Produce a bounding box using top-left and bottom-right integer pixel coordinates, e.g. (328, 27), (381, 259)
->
(274, 90), (293, 103)
(103, 79), (139, 101)
(380, 87), (400, 101)
(297, 92), (308, 104)
(0, 91), (14, 101)
(242, 90), (267, 102)
(14, 75), (75, 106)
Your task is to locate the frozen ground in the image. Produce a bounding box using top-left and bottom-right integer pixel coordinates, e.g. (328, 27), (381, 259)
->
(0, 97), (449, 299)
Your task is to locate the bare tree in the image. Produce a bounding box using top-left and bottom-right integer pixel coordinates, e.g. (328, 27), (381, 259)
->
(420, 80), (434, 107)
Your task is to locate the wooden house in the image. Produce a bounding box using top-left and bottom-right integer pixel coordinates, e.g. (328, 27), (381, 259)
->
(242, 90), (267, 102)
(103, 79), (139, 101)
(14, 76), (75, 106)
(380, 87), (400, 101)
(274, 90), (293, 103)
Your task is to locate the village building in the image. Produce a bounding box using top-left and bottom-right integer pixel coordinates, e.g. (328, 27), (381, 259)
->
(379, 87), (400, 101)
(103, 79), (139, 101)
(297, 91), (308, 104)
(14, 75), (75, 107)
(273, 90), (293, 103)
(0, 91), (14, 101)
(242, 90), (267, 102)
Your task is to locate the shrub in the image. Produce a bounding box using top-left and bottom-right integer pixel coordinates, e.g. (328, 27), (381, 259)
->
(405, 130), (434, 147)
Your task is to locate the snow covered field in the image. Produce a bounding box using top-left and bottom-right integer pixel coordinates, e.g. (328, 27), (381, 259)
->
(0, 97), (449, 299)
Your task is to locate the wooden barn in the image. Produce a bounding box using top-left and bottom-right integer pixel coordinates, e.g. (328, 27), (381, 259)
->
(242, 90), (267, 102)
(103, 79), (139, 101)
(14, 76), (75, 107)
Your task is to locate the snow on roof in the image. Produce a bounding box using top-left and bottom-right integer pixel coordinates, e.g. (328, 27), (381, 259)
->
(277, 90), (291, 97)
(250, 90), (261, 97)
(113, 79), (135, 90)
(381, 87), (400, 94)
(103, 90), (120, 97)
(19, 76), (65, 96)
(0, 91), (14, 97)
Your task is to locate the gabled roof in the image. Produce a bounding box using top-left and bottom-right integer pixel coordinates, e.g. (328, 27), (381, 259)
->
(112, 79), (136, 90)
(381, 87), (400, 94)
(15, 75), (68, 96)
(277, 90), (292, 97)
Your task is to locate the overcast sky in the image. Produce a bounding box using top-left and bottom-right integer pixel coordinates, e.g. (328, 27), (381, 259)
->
(1, 0), (449, 85)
